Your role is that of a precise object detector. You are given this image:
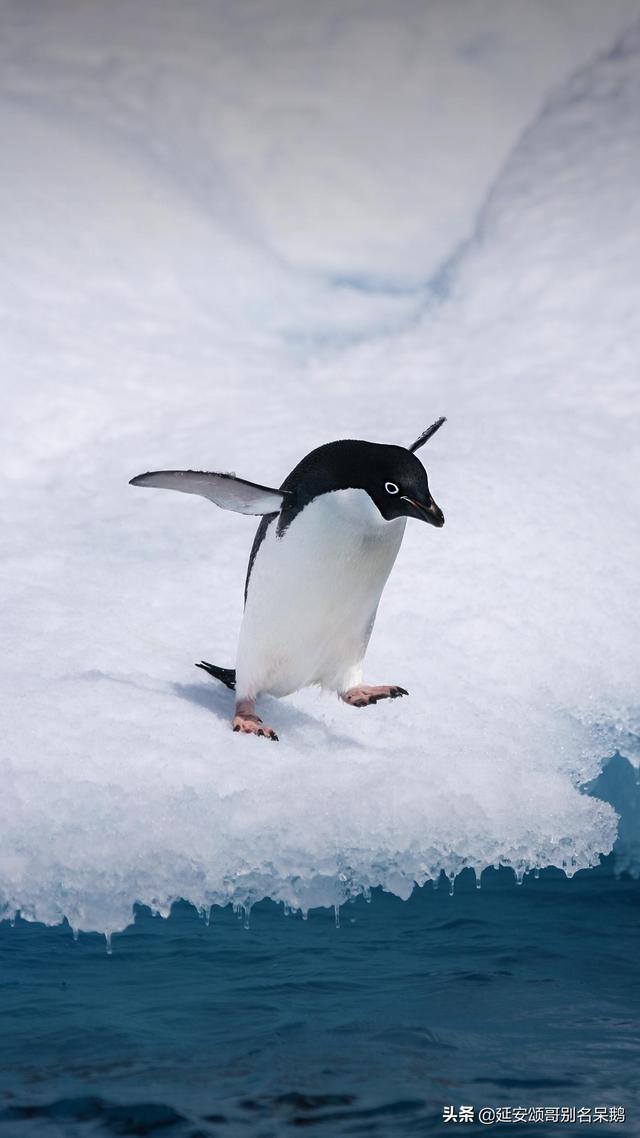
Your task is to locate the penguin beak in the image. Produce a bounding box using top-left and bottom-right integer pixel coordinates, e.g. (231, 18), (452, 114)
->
(401, 495), (445, 527)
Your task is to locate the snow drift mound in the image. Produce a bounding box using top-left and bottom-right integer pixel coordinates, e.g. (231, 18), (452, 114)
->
(1, 10), (639, 933)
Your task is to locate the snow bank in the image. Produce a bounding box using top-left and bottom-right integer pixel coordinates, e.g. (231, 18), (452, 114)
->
(1, 3), (639, 932)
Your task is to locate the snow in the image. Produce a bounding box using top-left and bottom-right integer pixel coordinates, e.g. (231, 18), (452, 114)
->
(1, 1), (639, 933)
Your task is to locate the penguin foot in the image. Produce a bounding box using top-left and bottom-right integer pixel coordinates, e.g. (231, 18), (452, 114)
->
(341, 685), (409, 708)
(232, 712), (279, 741)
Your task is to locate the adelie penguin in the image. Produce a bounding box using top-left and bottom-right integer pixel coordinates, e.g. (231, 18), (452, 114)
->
(130, 417), (446, 741)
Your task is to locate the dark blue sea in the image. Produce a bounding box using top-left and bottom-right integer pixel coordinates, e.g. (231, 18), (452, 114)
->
(1, 759), (638, 1138)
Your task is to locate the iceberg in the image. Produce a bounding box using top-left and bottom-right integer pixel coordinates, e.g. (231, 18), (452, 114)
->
(1, 4), (639, 933)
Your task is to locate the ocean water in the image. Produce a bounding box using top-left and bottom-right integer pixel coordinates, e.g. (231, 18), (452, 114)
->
(1, 858), (638, 1138)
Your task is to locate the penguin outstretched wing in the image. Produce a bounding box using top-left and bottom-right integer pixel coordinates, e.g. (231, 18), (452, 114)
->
(129, 470), (288, 515)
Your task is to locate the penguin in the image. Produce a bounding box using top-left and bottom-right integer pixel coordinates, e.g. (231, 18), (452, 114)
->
(130, 417), (446, 741)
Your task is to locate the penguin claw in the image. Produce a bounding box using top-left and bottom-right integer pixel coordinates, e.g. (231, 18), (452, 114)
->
(341, 685), (409, 708)
(231, 713), (279, 741)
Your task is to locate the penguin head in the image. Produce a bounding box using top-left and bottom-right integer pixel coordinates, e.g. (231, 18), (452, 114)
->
(364, 445), (445, 527)
(283, 436), (445, 528)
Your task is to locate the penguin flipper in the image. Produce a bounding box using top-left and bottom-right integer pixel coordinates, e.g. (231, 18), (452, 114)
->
(129, 470), (288, 515)
(408, 416), (446, 453)
(195, 661), (236, 691)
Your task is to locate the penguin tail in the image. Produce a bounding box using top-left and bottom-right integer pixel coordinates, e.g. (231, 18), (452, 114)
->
(195, 660), (236, 691)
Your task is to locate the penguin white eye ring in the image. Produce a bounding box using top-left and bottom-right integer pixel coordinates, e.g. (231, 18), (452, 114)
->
(130, 416), (446, 742)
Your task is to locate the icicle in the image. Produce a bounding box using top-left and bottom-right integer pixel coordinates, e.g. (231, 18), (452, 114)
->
(243, 905), (251, 930)
(515, 868), (525, 885)
(334, 904), (340, 929)
(105, 931), (113, 956)
(448, 875), (455, 897)
(72, 927), (79, 942)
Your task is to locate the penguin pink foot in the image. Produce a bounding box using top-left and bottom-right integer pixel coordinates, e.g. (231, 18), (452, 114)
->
(341, 685), (408, 708)
(232, 698), (278, 741)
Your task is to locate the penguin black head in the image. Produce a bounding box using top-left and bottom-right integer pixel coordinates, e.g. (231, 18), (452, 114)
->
(281, 419), (446, 529)
(363, 443), (445, 527)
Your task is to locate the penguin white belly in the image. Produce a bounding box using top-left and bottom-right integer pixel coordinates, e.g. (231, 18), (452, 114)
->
(235, 489), (406, 699)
